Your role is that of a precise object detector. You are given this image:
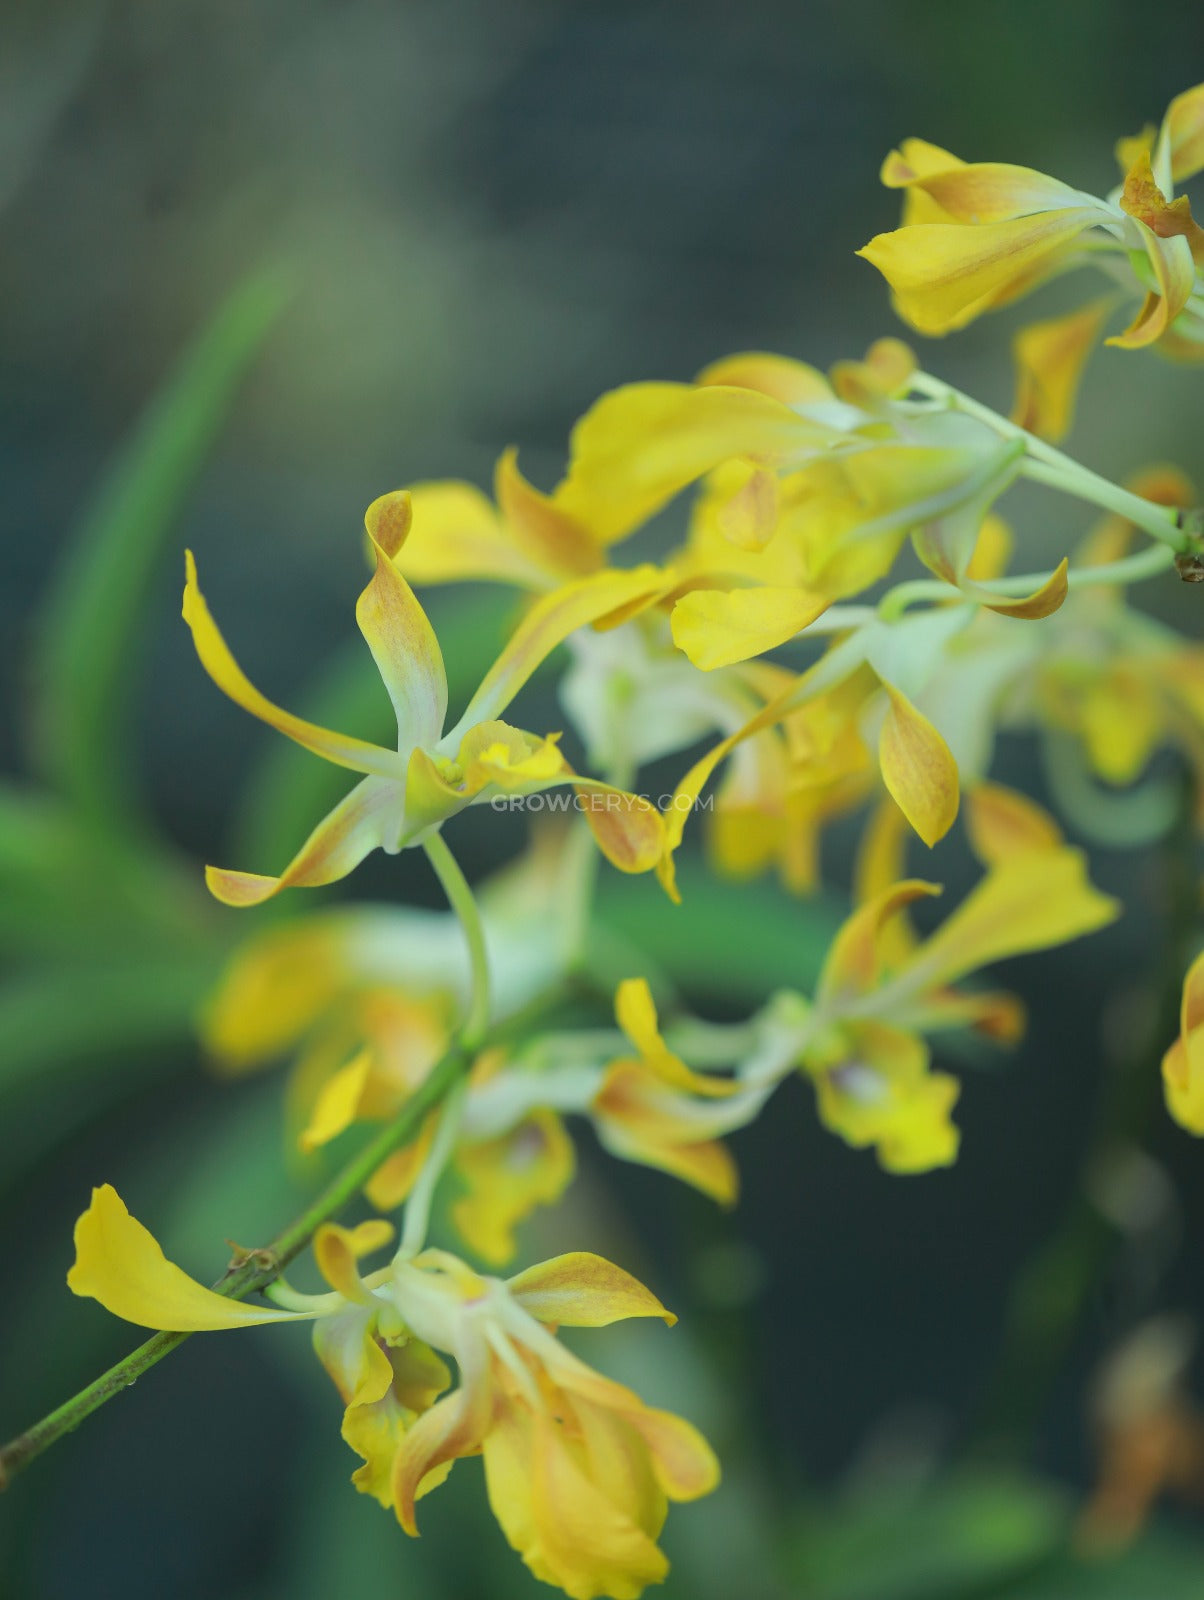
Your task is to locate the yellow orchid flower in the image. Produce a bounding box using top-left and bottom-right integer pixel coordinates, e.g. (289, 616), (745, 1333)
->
(182, 495), (665, 905)
(68, 1189), (449, 1499)
(786, 848), (1117, 1170)
(1163, 950), (1204, 1134)
(68, 1186), (718, 1600)
(202, 841), (756, 1260)
(860, 83), (1204, 359)
(389, 1249), (718, 1600)
(659, 605), (996, 896)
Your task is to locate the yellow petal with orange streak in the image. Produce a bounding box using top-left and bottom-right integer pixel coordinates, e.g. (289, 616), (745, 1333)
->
(878, 685), (960, 847)
(1011, 299), (1114, 442)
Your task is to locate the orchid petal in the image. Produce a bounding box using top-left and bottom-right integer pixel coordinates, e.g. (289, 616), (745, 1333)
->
(67, 1185), (305, 1331)
(902, 849), (1118, 993)
(357, 525), (448, 754)
(1011, 299), (1114, 442)
(448, 567), (665, 738)
(670, 585), (830, 671)
(182, 552), (405, 780)
(205, 774), (399, 907)
(554, 381), (830, 542)
(857, 208), (1105, 335)
(878, 685), (960, 847)
(508, 1252), (675, 1328)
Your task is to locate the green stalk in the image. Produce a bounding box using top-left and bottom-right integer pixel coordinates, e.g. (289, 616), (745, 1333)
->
(422, 832), (491, 1047)
(0, 1036), (471, 1489)
(908, 371), (1193, 551)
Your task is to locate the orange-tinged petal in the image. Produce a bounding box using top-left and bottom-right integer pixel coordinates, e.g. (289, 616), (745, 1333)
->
(363, 487), (414, 559)
(818, 879), (941, 1004)
(378, 482), (547, 588)
(67, 1185), (304, 1330)
(853, 798), (917, 967)
(881, 137), (964, 188)
(881, 138), (967, 225)
(878, 685), (960, 848)
(495, 448), (604, 579)
(526, 1412), (670, 1599)
(392, 1388), (484, 1535)
(452, 1111), (576, 1267)
(204, 774), (400, 907)
(592, 1065), (744, 1204)
(450, 566), (666, 736)
(897, 161), (1095, 223)
(182, 552), (406, 781)
(570, 779), (666, 875)
(620, 1404), (720, 1502)
(615, 977), (737, 1097)
(1120, 151), (1204, 260)
(670, 585), (830, 670)
(1011, 299), (1114, 442)
(314, 1218), (395, 1304)
(1107, 222), (1195, 349)
(554, 381), (827, 542)
(508, 1251), (676, 1328)
(902, 849), (1118, 993)
(357, 529), (448, 752)
(973, 558), (1068, 619)
(964, 781), (1063, 866)
(857, 208), (1104, 335)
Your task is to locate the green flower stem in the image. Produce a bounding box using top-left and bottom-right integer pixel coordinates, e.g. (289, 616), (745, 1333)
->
(908, 371), (1191, 551)
(423, 831), (491, 1048)
(398, 1078), (469, 1258)
(877, 540), (1176, 620)
(0, 1035), (473, 1491)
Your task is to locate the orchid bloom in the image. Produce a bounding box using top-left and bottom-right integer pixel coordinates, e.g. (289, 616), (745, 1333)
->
(545, 341), (1054, 674)
(182, 493), (665, 907)
(733, 834), (1117, 1172)
(859, 83), (1204, 367)
(657, 595), (1046, 897)
(203, 846), (758, 1262)
(68, 1187), (717, 1600)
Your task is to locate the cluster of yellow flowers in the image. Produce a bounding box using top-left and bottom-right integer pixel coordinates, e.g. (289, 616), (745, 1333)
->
(67, 81), (1204, 1599)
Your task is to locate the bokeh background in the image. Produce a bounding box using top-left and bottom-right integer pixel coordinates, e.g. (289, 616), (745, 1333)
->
(4, 2), (1204, 1596)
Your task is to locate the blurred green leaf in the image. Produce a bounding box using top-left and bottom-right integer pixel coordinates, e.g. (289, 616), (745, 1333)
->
(0, 951), (222, 1094)
(31, 265), (289, 830)
(0, 782), (219, 958)
(1000, 1528), (1204, 1598)
(789, 1473), (1070, 1600)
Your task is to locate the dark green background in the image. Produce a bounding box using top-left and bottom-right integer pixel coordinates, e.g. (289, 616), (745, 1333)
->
(3, 3), (1204, 1596)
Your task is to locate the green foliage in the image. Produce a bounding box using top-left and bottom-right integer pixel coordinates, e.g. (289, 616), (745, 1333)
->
(789, 1473), (1071, 1600)
(30, 265), (289, 831)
